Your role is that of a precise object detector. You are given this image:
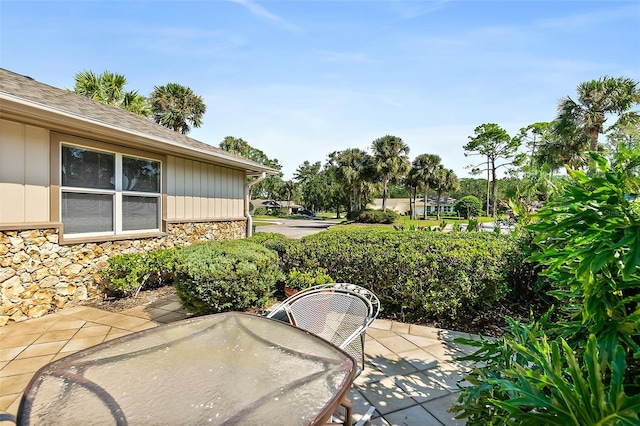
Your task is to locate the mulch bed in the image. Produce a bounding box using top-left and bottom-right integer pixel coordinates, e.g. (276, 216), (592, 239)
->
(83, 286), (178, 313)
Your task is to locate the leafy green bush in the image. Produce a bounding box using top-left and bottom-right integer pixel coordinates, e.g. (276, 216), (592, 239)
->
(173, 240), (280, 314)
(286, 267), (333, 291)
(451, 154), (640, 423)
(454, 195), (482, 219)
(346, 209), (398, 224)
(248, 232), (291, 257)
(253, 207), (268, 215)
(101, 248), (177, 296)
(453, 316), (640, 424)
(280, 227), (531, 322)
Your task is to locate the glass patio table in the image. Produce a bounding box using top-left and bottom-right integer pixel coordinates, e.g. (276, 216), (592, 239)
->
(17, 312), (356, 425)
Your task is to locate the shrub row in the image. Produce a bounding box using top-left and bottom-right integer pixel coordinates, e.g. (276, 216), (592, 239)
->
(279, 227), (535, 323)
(101, 227), (535, 322)
(346, 209), (398, 224)
(101, 240), (281, 314)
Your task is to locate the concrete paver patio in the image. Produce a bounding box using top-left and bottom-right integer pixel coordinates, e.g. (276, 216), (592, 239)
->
(0, 295), (472, 425)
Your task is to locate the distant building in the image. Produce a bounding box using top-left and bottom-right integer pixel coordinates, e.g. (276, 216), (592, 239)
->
(251, 199), (302, 214)
(366, 196), (457, 216)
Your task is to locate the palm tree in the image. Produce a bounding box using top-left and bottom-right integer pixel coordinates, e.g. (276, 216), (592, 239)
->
(411, 154), (442, 219)
(72, 70), (149, 117)
(371, 135), (410, 211)
(149, 83), (207, 134)
(432, 167), (459, 220)
(330, 148), (369, 212)
(403, 168), (420, 220)
(282, 180), (296, 215)
(535, 122), (590, 171)
(219, 136), (251, 157)
(557, 76), (639, 153)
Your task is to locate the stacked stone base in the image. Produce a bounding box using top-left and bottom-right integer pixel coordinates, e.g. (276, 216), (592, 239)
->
(0, 221), (246, 326)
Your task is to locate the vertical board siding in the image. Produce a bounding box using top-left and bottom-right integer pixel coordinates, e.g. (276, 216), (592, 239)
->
(24, 126), (49, 222)
(0, 120), (49, 223)
(166, 156), (245, 220)
(166, 156), (176, 218)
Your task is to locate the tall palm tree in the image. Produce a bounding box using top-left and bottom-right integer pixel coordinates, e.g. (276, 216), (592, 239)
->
(403, 168), (420, 220)
(535, 121), (590, 171)
(149, 83), (207, 134)
(330, 148), (369, 212)
(411, 153), (442, 219)
(371, 135), (410, 211)
(282, 180), (297, 215)
(432, 167), (459, 220)
(73, 70), (149, 117)
(557, 76), (639, 153)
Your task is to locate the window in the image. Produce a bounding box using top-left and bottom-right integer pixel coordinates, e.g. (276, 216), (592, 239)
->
(61, 144), (161, 236)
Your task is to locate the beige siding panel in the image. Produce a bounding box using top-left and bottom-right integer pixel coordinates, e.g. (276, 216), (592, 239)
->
(175, 157), (186, 219)
(24, 126), (50, 222)
(234, 170), (244, 216)
(183, 159), (193, 219)
(214, 165), (222, 217)
(207, 164), (215, 216)
(0, 120), (26, 222)
(166, 156), (176, 219)
(192, 161), (201, 219)
(165, 157), (247, 220)
(0, 183), (25, 222)
(200, 163), (208, 218)
(222, 169), (233, 217)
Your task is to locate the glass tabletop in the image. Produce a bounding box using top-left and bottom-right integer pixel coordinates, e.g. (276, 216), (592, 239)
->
(18, 312), (356, 425)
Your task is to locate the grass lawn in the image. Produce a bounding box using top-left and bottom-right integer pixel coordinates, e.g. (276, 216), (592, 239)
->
(395, 215), (494, 228)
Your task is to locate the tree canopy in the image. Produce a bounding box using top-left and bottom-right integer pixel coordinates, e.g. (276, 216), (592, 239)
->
(149, 83), (207, 134)
(556, 76), (639, 153)
(72, 70), (149, 117)
(371, 135), (410, 211)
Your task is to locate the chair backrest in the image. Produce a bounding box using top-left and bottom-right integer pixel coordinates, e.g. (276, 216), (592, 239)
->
(267, 283), (380, 376)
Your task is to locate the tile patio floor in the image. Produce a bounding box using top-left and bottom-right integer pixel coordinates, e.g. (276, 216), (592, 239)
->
(0, 295), (473, 425)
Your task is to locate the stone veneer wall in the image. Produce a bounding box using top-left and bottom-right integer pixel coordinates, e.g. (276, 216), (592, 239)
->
(0, 221), (246, 326)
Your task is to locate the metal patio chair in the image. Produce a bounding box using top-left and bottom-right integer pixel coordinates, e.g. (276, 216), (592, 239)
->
(267, 283), (380, 425)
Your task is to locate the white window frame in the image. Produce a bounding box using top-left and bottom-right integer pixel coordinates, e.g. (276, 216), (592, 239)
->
(60, 143), (162, 238)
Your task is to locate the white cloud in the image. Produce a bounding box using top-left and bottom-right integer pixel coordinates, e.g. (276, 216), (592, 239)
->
(228, 0), (300, 32)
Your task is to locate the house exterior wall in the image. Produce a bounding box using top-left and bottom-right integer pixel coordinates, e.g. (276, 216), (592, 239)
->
(0, 119), (50, 223)
(166, 156), (244, 220)
(0, 119), (251, 325)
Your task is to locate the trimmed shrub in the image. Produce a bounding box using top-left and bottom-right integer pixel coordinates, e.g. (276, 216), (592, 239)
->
(454, 195), (482, 219)
(248, 232), (291, 257)
(286, 267), (333, 291)
(174, 240), (280, 314)
(253, 207), (268, 215)
(346, 209), (398, 224)
(101, 248), (177, 296)
(281, 227), (532, 323)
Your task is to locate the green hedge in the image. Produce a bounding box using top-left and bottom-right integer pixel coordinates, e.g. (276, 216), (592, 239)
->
(281, 227), (534, 323)
(173, 240), (280, 314)
(346, 209), (399, 224)
(100, 248), (177, 296)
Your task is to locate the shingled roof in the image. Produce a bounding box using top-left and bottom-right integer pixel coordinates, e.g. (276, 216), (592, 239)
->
(0, 68), (277, 176)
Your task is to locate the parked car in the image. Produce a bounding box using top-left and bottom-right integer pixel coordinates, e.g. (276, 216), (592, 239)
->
(299, 209), (316, 217)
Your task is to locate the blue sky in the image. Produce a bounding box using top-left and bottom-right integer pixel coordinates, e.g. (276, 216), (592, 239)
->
(2, 0), (639, 180)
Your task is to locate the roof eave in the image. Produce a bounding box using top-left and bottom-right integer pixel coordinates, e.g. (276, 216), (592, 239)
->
(0, 93), (279, 177)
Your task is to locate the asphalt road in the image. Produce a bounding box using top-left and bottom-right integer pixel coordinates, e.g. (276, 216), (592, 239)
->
(253, 218), (340, 239)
